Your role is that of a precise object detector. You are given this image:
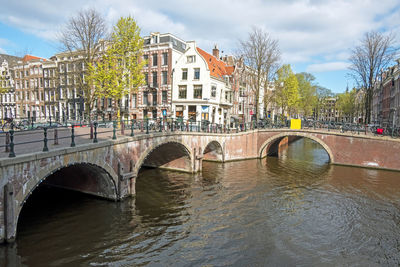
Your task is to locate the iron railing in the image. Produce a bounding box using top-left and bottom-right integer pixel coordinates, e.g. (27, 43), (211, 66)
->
(1, 118), (399, 158)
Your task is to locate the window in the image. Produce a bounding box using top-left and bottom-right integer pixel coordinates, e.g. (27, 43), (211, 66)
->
(162, 52), (168, 65)
(152, 35), (158, 44)
(132, 94), (137, 108)
(108, 98), (112, 107)
(143, 92), (148, 105)
(152, 54), (158, 67)
(143, 55), (148, 67)
(182, 69), (188, 80)
(187, 55), (195, 63)
(193, 85), (202, 99)
(179, 85), (187, 99)
(194, 68), (200, 80)
(152, 92), (157, 106)
(162, 71), (168, 85)
(162, 91), (167, 104)
(145, 73), (149, 85)
(211, 85), (216, 98)
(152, 72), (157, 87)
(188, 105), (196, 120)
(152, 109), (157, 119)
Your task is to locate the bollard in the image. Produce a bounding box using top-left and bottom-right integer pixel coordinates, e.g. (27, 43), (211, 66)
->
(236, 123), (239, 133)
(70, 125), (76, 147)
(93, 122), (98, 143)
(131, 119), (134, 137)
(42, 127), (49, 152)
(113, 121), (117, 139)
(8, 129), (15, 157)
(5, 132), (9, 152)
(159, 119), (162, 132)
(54, 128), (59, 145)
(146, 118), (149, 134)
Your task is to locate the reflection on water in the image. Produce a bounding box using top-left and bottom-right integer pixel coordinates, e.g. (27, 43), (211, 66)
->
(1, 138), (400, 266)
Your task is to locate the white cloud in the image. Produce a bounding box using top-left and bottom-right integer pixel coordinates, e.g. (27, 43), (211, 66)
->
(1, 0), (399, 85)
(306, 62), (351, 72)
(0, 47), (6, 54)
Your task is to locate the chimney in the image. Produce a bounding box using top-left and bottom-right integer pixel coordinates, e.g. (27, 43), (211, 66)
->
(212, 44), (219, 59)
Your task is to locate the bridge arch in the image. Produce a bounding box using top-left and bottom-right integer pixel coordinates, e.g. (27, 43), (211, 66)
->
(134, 139), (193, 175)
(12, 161), (118, 242)
(203, 140), (224, 162)
(258, 132), (335, 163)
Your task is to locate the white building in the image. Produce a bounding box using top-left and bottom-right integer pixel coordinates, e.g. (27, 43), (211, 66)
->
(0, 59), (15, 119)
(171, 42), (233, 124)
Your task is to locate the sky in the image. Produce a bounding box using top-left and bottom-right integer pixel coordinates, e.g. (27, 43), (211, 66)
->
(0, 0), (399, 94)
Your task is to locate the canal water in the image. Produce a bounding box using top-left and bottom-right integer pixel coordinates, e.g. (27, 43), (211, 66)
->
(2, 138), (400, 266)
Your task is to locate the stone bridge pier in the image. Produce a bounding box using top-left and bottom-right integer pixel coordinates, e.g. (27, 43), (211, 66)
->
(1, 129), (400, 243)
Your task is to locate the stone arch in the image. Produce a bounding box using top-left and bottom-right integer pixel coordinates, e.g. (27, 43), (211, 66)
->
(12, 160), (118, 242)
(15, 160), (118, 207)
(203, 140), (224, 162)
(134, 139), (193, 175)
(258, 132), (334, 163)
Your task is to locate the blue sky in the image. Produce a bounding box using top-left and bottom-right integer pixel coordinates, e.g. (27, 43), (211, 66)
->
(1, 0), (399, 94)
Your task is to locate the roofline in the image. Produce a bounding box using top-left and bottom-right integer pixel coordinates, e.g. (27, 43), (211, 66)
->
(143, 32), (187, 44)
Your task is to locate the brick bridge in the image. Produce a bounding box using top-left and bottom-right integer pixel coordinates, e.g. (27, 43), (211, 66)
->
(1, 129), (400, 243)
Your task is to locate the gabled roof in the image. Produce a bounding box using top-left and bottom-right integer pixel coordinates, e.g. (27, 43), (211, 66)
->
(196, 47), (234, 79)
(22, 55), (46, 62)
(0, 54), (22, 67)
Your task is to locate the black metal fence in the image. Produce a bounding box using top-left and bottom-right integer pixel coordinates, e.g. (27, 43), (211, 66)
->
(1, 118), (399, 158)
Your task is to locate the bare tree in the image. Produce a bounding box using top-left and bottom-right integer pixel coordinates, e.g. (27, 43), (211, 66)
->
(58, 8), (108, 121)
(349, 31), (399, 124)
(238, 27), (280, 121)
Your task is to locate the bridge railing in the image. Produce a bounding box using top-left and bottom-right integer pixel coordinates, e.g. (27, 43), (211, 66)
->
(1, 117), (399, 158)
(0, 118), (272, 158)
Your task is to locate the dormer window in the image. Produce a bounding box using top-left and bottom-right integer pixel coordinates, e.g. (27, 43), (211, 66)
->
(152, 35), (158, 44)
(187, 56), (195, 63)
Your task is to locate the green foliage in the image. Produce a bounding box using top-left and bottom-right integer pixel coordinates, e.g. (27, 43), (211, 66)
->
(336, 88), (357, 121)
(296, 72), (317, 118)
(87, 16), (145, 109)
(275, 64), (299, 117)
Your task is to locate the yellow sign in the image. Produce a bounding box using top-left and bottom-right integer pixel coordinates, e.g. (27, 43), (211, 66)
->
(290, 119), (301, 129)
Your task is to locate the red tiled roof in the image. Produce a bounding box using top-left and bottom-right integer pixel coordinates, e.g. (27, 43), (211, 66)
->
(196, 47), (234, 79)
(22, 55), (46, 62)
